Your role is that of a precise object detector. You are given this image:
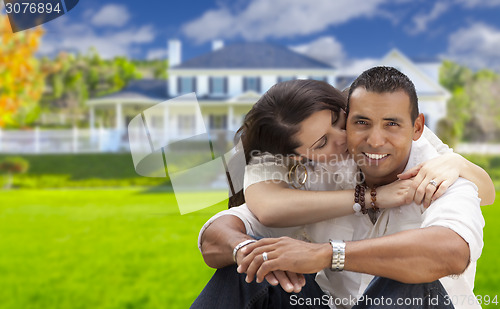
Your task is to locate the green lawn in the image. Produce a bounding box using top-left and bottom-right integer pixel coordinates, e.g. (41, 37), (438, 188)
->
(0, 188), (498, 308)
(474, 202), (500, 306)
(0, 188), (225, 309)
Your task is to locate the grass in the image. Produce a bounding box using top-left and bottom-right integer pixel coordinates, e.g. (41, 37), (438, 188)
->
(474, 202), (500, 305)
(0, 188), (226, 309)
(0, 188), (499, 308)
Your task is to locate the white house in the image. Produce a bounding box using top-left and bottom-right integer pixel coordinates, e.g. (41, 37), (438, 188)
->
(0, 40), (450, 153)
(87, 40), (338, 148)
(86, 41), (449, 150)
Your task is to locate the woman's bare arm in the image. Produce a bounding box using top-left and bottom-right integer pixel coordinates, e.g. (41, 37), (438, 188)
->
(245, 179), (410, 227)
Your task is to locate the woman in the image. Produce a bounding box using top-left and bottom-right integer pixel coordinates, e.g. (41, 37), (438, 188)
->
(229, 79), (494, 228)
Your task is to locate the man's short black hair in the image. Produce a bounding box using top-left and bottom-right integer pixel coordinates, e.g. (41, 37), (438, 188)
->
(347, 66), (419, 122)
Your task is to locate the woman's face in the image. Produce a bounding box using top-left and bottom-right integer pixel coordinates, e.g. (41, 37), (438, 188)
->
(294, 109), (348, 163)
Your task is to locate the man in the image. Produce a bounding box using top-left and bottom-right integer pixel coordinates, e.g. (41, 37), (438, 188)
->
(193, 67), (484, 309)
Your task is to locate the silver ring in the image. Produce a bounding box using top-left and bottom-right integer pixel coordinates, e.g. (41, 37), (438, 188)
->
(262, 252), (268, 262)
(429, 179), (438, 187)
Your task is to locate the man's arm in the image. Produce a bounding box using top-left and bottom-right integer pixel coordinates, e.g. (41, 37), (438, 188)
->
(200, 215), (253, 269)
(199, 213), (307, 293)
(240, 226), (469, 284)
(344, 226), (469, 283)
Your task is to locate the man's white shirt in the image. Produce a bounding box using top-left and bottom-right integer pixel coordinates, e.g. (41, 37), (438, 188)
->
(198, 131), (485, 309)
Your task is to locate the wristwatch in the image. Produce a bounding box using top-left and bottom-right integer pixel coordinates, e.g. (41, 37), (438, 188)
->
(329, 239), (346, 271)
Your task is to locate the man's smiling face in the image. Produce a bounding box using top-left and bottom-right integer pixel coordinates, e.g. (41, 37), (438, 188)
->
(347, 87), (424, 186)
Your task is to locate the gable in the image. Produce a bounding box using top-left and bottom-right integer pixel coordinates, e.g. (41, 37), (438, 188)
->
(379, 50), (450, 98)
(228, 90), (262, 103)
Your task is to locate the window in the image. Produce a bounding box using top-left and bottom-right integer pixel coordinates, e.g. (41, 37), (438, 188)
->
(178, 115), (196, 135)
(278, 76), (295, 83)
(210, 77), (227, 95)
(178, 77), (196, 94)
(309, 76), (327, 82)
(243, 77), (261, 92)
(209, 115), (227, 130)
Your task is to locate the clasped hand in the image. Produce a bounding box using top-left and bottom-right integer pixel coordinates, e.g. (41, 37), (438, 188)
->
(236, 237), (328, 293)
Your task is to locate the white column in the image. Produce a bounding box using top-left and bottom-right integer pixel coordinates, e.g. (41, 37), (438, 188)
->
(0, 128), (3, 152)
(34, 126), (40, 153)
(90, 105), (95, 130)
(228, 105), (234, 132)
(115, 102), (123, 131)
(163, 105), (170, 145)
(195, 106), (203, 135)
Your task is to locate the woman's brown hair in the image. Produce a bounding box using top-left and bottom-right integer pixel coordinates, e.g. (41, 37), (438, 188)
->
(228, 79), (346, 208)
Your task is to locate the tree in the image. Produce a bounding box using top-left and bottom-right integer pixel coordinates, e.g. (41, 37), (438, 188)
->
(440, 60), (473, 92)
(0, 13), (45, 127)
(439, 60), (500, 143)
(40, 50), (142, 126)
(462, 73), (500, 141)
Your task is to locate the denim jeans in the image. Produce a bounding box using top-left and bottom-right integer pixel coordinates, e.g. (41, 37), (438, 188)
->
(191, 264), (329, 309)
(191, 266), (454, 309)
(352, 276), (455, 309)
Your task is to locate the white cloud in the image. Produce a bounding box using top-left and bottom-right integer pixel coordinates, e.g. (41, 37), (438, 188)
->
(409, 2), (449, 34)
(290, 36), (346, 67)
(455, 0), (500, 8)
(146, 48), (168, 60)
(445, 22), (500, 70)
(91, 4), (130, 27)
(182, 0), (389, 43)
(39, 15), (155, 59)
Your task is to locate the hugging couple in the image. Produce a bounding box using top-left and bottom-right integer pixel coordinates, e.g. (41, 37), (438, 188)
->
(192, 67), (494, 309)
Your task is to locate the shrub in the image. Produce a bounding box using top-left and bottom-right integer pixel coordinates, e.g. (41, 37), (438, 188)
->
(0, 156), (30, 189)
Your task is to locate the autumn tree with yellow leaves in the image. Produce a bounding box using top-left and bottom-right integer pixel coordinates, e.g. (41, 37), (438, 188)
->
(0, 13), (45, 127)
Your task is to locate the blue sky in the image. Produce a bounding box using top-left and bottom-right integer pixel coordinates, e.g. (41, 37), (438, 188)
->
(6, 0), (500, 70)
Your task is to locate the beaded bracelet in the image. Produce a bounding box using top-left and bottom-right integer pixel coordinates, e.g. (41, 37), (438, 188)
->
(370, 187), (379, 212)
(354, 184), (368, 215)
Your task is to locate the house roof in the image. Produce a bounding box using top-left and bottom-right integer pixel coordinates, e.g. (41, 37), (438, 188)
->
(173, 42), (334, 69)
(411, 56), (441, 63)
(88, 79), (168, 104)
(335, 76), (357, 91)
